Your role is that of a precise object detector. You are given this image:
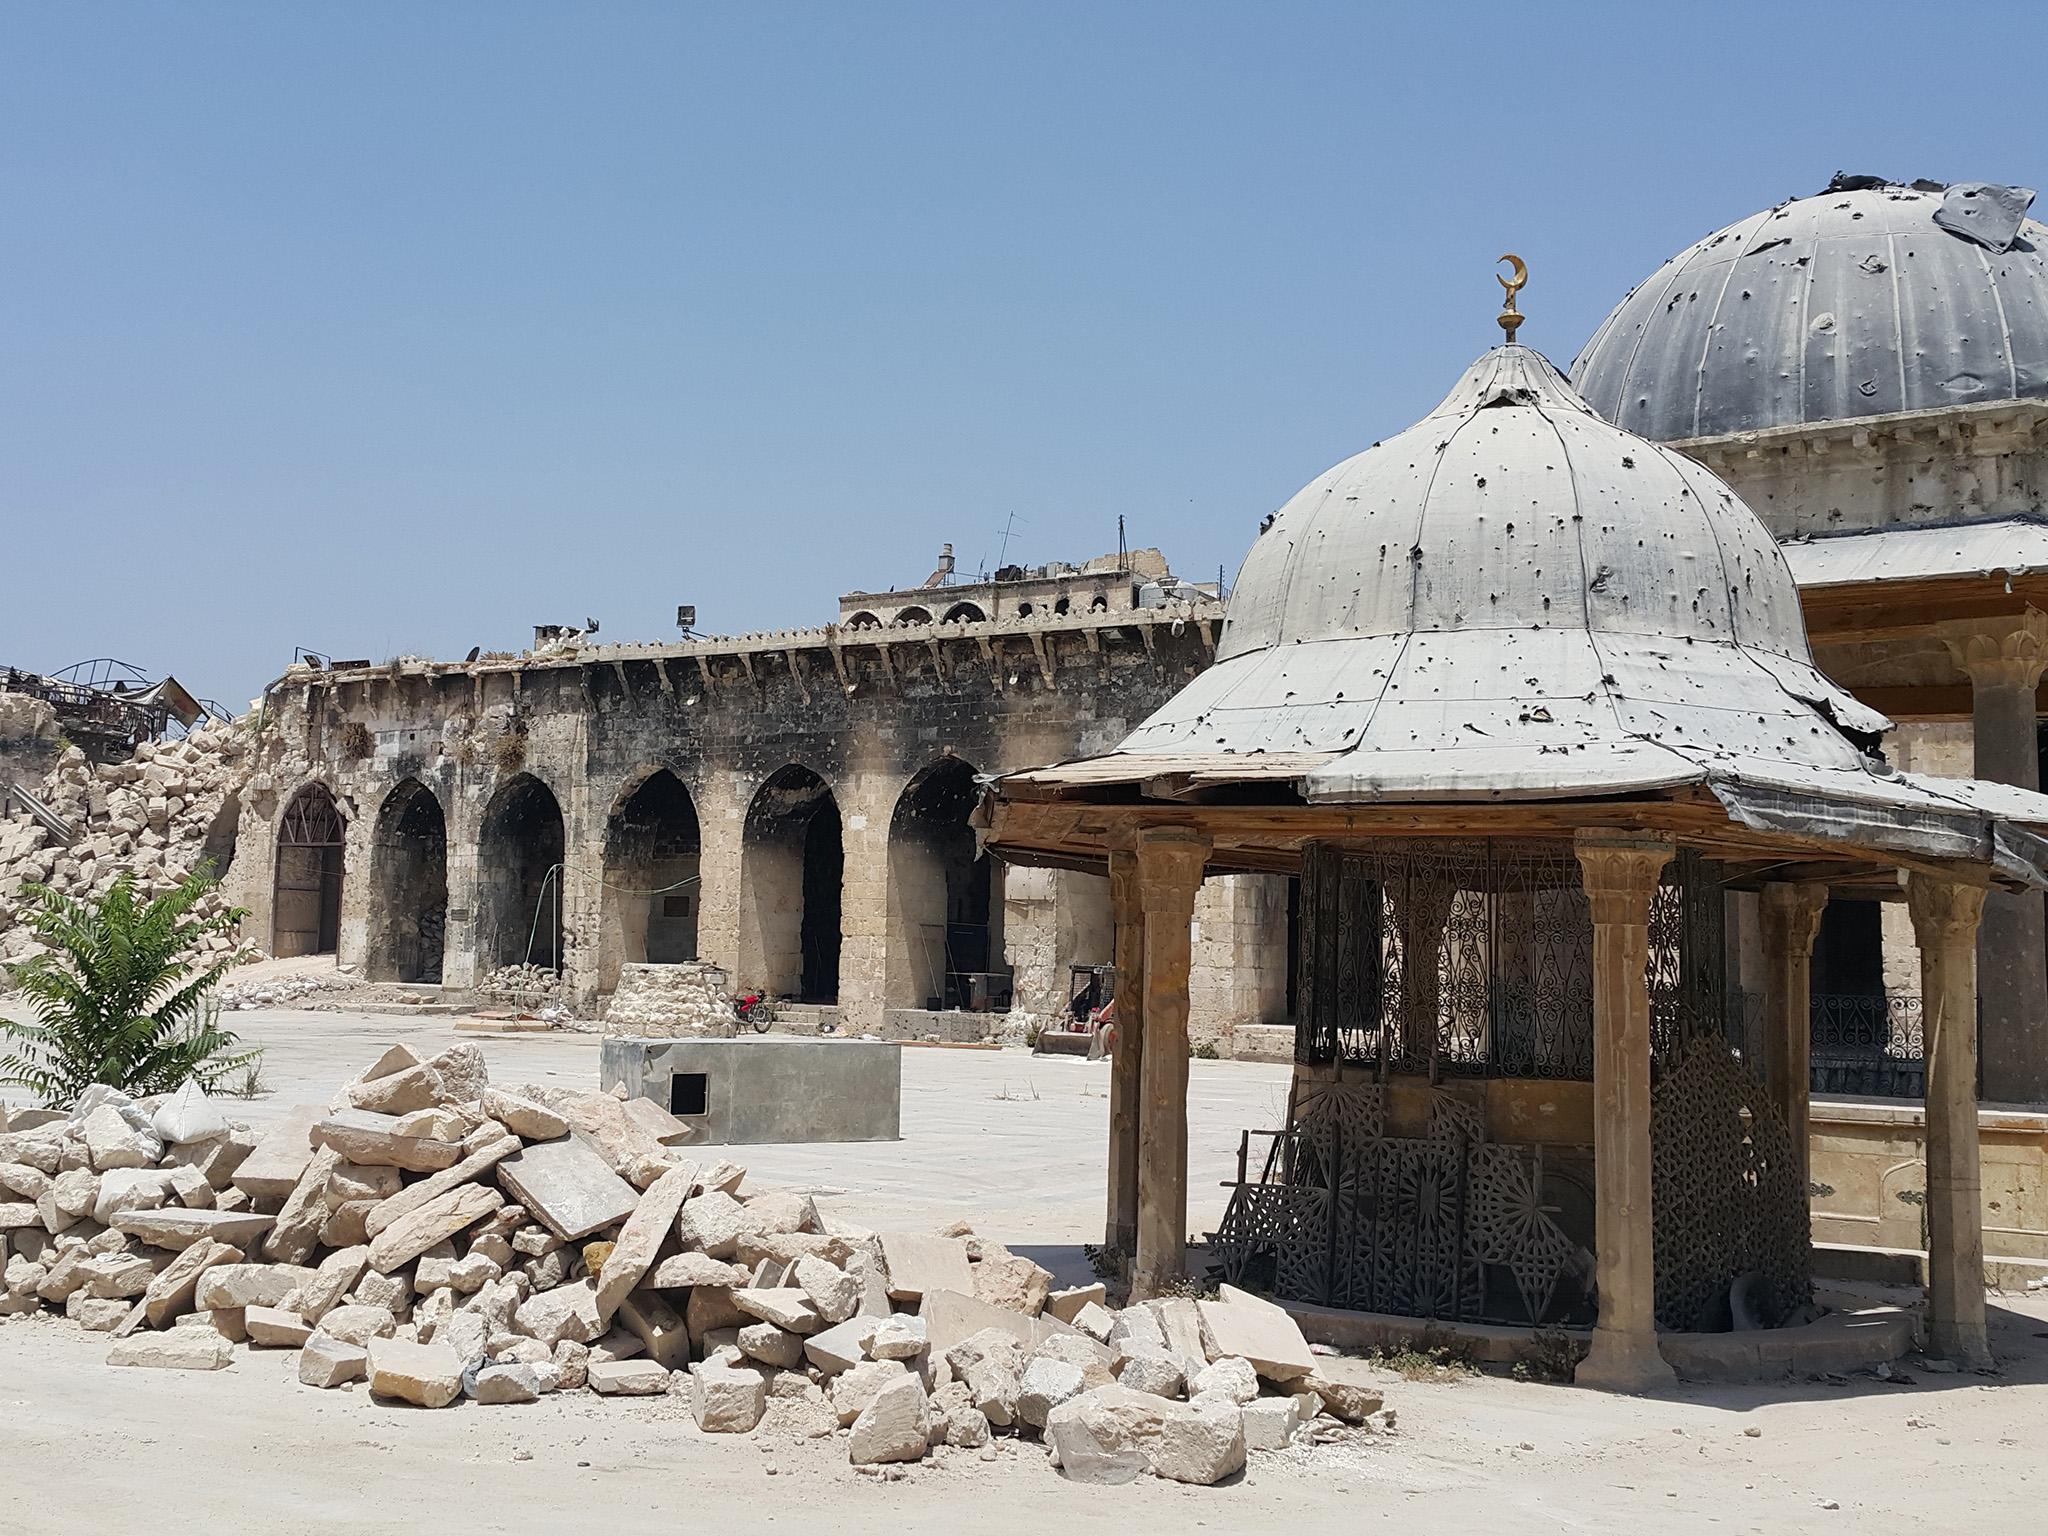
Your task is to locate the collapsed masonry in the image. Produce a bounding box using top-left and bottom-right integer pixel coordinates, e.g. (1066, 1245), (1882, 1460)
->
(0, 1049), (1387, 1483)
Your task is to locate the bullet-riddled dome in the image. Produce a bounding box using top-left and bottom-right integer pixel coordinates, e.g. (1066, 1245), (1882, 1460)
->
(1573, 178), (2048, 441)
(1118, 344), (1888, 798)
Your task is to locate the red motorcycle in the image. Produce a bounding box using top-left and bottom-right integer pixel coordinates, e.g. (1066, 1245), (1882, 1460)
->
(733, 991), (774, 1033)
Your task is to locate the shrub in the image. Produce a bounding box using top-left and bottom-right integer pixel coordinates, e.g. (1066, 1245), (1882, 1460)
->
(0, 870), (259, 1107)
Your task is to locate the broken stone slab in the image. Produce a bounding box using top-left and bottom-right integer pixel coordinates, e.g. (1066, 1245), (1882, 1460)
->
(738, 1321), (805, 1369)
(1151, 1297), (1208, 1364)
(689, 1359), (768, 1432)
(230, 1105), (325, 1199)
(803, 1314), (881, 1376)
(972, 1249), (1053, 1316)
(674, 1190), (745, 1259)
(1192, 1355), (1261, 1405)
(514, 1278), (603, 1347)
(617, 1289), (690, 1370)
(1118, 1342), (1186, 1398)
(426, 1043), (490, 1105)
(246, 1304), (315, 1347)
(316, 1303), (399, 1347)
(877, 1232), (972, 1302)
(76, 1252), (155, 1299)
(81, 1103), (163, 1170)
(1301, 1356), (1386, 1423)
(594, 1161), (695, 1323)
(169, 1130), (252, 1192)
(91, 1168), (176, 1225)
(367, 1337), (464, 1408)
(589, 1358), (671, 1396)
(868, 1313), (927, 1362)
(646, 1252), (750, 1290)
(1196, 1286), (1316, 1383)
(1017, 1356), (1087, 1428)
(1239, 1395), (1310, 1451)
(346, 1064), (443, 1116)
(107, 1326), (234, 1372)
(848, 1372), (929, 1465)
(361, 1134), (520, 1242)
(265, 1146), (344, 1265)
(829, 1358), (912, 1426)
(791, 1252), (860, 1325)
(730, 1287), (821, 1334)
(496, 1136), (638, 1242)
(618, 1095), (692, 1147)
(1045, 1384), (1246, 1486)
(945, 1329), (1025, 1427)
(166, 1163), (214, 1209)
(1046, 1283), (1107, 1324)
(480, 1088), (568, 1141)
(290, 1244), (369, 1322)
(195, 1262), (318, 1311)
(919, 1285), (1074, 1361)
(299, 1331), (369, 1388)
(142, 1238), (243, 1327)
(367, 1182), (504, 1274)
(468, 1361), (545, 1404)
(310, 1110), (463, 1174)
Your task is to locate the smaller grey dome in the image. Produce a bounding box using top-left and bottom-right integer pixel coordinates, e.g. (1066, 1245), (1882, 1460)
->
(1574, 179), (2048, 441)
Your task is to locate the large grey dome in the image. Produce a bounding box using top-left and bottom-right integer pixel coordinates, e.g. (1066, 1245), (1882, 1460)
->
(1573, 179), (2048, 441)
(1118, 345), (1888, 798)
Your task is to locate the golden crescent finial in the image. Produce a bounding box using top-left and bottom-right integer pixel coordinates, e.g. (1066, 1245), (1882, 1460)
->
(1496, 252), (1528, 343)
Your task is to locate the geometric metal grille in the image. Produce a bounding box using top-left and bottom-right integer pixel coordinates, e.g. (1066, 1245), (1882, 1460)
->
(1297, 840), (1735, 1079)
(1649, 1035), (1812, 1330)
(1213, 1076), (1594, 1328)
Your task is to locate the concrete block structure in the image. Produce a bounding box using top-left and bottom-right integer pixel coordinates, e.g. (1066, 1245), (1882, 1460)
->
(599, 1035), (901, 1144)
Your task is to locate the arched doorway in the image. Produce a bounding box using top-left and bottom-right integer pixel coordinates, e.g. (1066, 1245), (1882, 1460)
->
(479, 774), (566, 973)
(740, 766), (842, 1002)
(368, 779), (448, 983)
(600, 769), (701, 994)
(273, 783), (345, 958)
(887, 757), (998, 1009)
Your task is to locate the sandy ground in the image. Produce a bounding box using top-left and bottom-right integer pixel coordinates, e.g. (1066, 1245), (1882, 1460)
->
(3, 1007), (2044, 1532)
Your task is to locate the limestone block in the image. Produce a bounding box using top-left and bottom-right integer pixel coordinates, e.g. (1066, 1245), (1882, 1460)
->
(1046, 1283), (1107, 1324)
(647, 1252), (750, 1290)
(480, 1089), (568, 1141)
(0, 1162), (52, 1201)
(230, 1105), (325, 1199)
(791, 1253), (860, 1326)
(731, 1286), (820, 1334)
(426, 1043), (490, 1105)
(802, 1314), (880, 1376)
(829, 1358), (911, 1426)
(317, 1304), (399, 1347)
(291, 1244), (369, 1322)
(944, 1329), (1024, 1427)
(0, 1202), (40, 1230)
(1044, 1385), (1246, 1486)
(246, 1304), (314, 1347)
(1017, 1356), (1087, 1428)
(298, 1331), (368, 1388)
(367, 1182), (504, 1273)
(362, 1135), (519, 1241)
(265, 1147), (343, 1265)
(107, 1327), (234, 1372)
(469, 1362), (543, 1404)
(1150, 1297), (1208, 1364)
(972, 1250), (1053, 1316)
(618, 1096), (692, 1147)
(367, 1338), (464, 1408)
(1195, 1287), (1315, 1383)
(1118, 1343), (1186, 1399)
(69, 1293), (133, 1330)
(1192, 1356), (1261, 1405)
(346, 1064), (442, 1116)
(674, 1191), (745, 1259)
(552, 1338), (591, 1391)
(140, 1239), (242, 1326)
(877, 1232), (971, 1301)
(589, 1358), (671, 1396)
(114, 1207), (274, 1251)
(926, 1381), (992, 1448)
(310, 1110), (462, 1174)
(166, 1164), (214, 1210)
(51, 1166), (99, 1217)
(496, 1137), (638, 1242)
(1302, 1357), (1385, 1423)
(868, 1313), (927, 1362)
(514, 1278), (602, 1346)
(595, 1161), (694, 1322)
(91, 1169), (176, 1226)
(77, 1252), (155, 1299)
(195, 1263), (317, 1311)
(81, 1104), (162, 1170)
(689, 1360), (768, 1432)
(737, 1321), (804, 1369)
(617, 1289), (690, 1370)
(1239, 1396), (1304, 1451)
(847, 1373), (928, 1465)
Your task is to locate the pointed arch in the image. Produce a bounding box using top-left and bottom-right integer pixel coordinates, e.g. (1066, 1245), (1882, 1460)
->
(273, 782), (345, 957)
(740, 765), (842, 1002)
(599, 767), (702, 994)
(367, 778), (448, 983)
(478, 773), (566, 973)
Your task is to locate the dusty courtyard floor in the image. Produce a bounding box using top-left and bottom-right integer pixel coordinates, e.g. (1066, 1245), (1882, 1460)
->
(3, 1007), (2043, 1533)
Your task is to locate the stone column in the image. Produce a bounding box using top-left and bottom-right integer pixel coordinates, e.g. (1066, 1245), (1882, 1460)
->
(1760, 882), (1828, 1193)
(1130, 826), (1209, 1300)
(1906, 873), (1992, 1368)
(1574, 832), (1675, 1393)
(691, 774), (749, 984)
(1947, 613), (2048, 1103)
(1105, 845), (1145, 1257)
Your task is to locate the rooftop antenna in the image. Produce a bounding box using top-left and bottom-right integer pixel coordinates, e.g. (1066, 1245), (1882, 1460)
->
(994, 512), (1024, 569)
(1118, 514), (1127, 574)
(1496, 253), (1528, 343)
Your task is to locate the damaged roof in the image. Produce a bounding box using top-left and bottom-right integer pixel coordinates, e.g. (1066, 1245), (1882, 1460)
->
(1573, 180), (2048, 442)
(1783, 515), (2048, 589)
(995, 343), (2048, 886)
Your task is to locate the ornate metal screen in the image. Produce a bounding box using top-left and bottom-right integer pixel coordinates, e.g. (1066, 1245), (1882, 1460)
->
(1242, 839), (1811, 1335)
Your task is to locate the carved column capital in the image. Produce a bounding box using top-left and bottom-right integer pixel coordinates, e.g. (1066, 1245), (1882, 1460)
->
(1945, 609), (2048, 692)
(1906, 873), (1988, 951)
(1759, 881), (1829, 959)
(1134, 827), (1210, 917)
(1574, 833), (1673, 926)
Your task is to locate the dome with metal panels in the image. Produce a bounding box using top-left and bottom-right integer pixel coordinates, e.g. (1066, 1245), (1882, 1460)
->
(1116, 341), (1891, 799)
(1573, 177), (2048, 441)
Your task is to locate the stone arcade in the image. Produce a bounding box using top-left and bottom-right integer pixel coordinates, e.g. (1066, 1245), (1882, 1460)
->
(986, 324), (2048, 1381)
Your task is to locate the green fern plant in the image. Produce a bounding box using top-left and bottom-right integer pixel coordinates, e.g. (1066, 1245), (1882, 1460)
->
(1, 869), (259, 1107)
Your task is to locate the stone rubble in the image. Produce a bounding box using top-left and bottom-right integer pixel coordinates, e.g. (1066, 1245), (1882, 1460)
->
(0, 1050), (1390, 1486)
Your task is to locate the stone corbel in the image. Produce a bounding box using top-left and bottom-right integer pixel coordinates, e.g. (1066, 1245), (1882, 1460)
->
(783, 649), (812, 705)
(1028, 631), (1056, 689)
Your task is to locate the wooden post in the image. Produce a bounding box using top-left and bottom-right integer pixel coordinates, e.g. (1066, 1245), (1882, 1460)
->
(1574, 832), (1675, 1393)
(1906, 872), (1992, 1369)
(1130, 826), (1209, 1300)
(1760, 882), (1828, 1196)
(1105, 843), (1145, 1258)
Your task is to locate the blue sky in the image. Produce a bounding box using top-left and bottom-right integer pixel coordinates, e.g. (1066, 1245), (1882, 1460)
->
(2, 2), (2029, 707)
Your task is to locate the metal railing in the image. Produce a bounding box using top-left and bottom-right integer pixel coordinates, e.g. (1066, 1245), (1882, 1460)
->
(1809, 992), (1929, 1100)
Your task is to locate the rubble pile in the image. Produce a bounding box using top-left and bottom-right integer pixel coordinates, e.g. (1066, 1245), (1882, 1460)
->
(603, 961), (736, 1037)
(0, 723), (251, 971)
(0, 1049), (1385, 1484)
(478, 964), (563, 1004)
(216, 973), (366, 1011)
